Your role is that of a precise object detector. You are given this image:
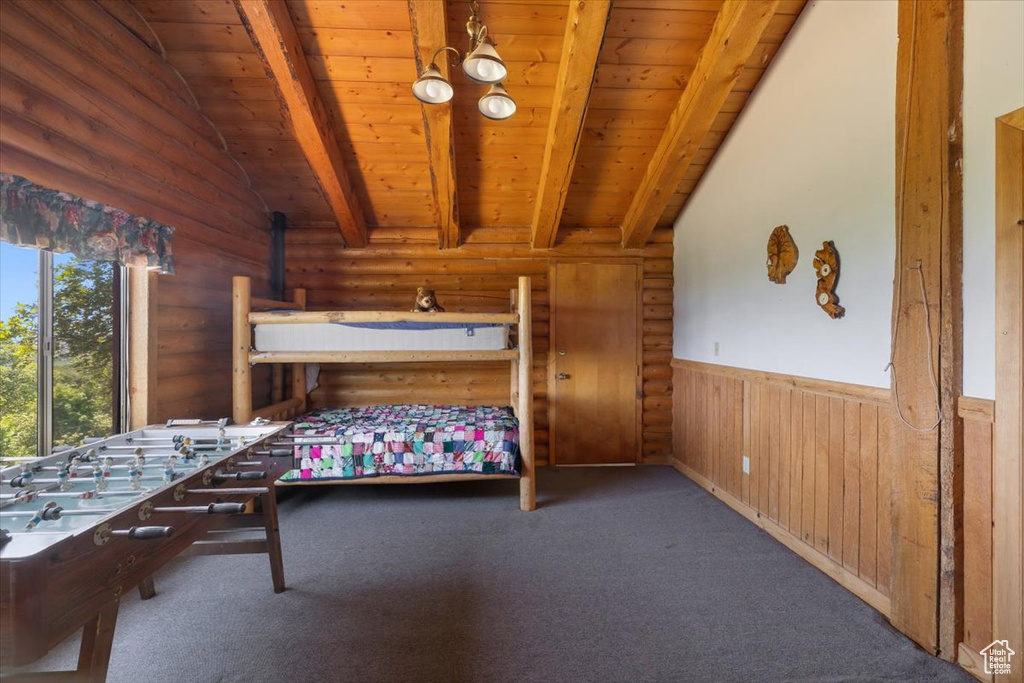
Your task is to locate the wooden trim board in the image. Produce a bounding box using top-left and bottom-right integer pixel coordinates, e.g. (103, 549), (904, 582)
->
(993, 107), (1024, 683)
(958, 396), (995, 423)
(671, 359), (891, 404)
(958, 642), (994, 683)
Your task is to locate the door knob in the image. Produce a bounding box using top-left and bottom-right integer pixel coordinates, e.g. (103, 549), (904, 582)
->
(558, 349), (567, 356)
(557, 373), (571, 380)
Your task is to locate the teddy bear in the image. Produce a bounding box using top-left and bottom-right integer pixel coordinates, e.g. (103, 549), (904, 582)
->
(412, 287), (445, 313)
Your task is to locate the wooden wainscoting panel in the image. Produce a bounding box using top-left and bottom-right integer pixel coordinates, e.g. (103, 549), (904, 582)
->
(672, 359), (893, 615)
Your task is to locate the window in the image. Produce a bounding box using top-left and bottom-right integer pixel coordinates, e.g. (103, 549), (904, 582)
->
(0, 243), (127, 456)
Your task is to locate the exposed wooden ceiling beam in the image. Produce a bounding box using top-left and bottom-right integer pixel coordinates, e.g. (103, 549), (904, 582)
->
(408, 0), (460, 250)
(530, 0), (612, 250)
(532, 0), (610, 250)
(234, 0), (366, 248)
(620, 0), (780, 249)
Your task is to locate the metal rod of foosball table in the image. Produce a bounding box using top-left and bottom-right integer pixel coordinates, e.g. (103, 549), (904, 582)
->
(184, 487), (270, 495)
(0, 508), (117, 517)
(33, 463), (169, 472)
(0, 490), (149, 501)
(12, 475), (166, 486)
(100, 445), (231, 452)
(152, 503), (247, 514)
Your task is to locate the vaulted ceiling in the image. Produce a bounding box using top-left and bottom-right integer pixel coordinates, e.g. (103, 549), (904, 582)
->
(130, 0), (806, 249)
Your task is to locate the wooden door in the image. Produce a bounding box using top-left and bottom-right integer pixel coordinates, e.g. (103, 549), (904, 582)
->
(550, 262), (641, 464)
(994, 107), (1023, 683)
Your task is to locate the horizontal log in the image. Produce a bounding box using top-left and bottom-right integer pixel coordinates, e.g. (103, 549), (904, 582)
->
(0, 31), (261, 210)
(6, 2), (227, 155)
(0, 145), (269, 266)
(643, 304), (673, 320)
(285, 242), (672, 261)
(643, 380), (673, 396)
(643, 364), (673, 381)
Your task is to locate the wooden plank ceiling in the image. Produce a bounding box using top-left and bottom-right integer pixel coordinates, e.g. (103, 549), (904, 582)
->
(130, 0), (805, 248)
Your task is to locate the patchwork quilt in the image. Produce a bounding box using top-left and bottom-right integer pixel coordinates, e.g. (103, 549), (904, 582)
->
(278, 404), (520, 482)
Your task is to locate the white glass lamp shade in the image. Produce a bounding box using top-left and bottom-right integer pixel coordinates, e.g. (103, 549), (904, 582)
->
(412, 64), (454, 104)
(478, 83), (516, 120)
(462, 38), (507, 84)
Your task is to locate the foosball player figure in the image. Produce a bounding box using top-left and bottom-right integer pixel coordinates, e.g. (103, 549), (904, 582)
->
(23, 501), (58, 531)
(93, 463), (108, 493)
(69, 455), (82, 478)
(102, 456), (114, 480)
(128, 460), (143, 490)
(57, 466), (71, 492)
(163, 456), (178, 484)
(17, 463), (36, 494)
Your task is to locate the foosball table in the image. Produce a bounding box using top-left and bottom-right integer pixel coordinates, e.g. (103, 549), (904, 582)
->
(0, 420), (292, 683)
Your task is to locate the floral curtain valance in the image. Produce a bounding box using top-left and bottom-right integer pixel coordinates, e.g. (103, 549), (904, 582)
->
(0, 174), (174, 273)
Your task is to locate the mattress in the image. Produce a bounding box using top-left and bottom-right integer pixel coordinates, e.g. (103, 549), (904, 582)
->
(278, 404), (520, 482)
(254, 321), (507, 352)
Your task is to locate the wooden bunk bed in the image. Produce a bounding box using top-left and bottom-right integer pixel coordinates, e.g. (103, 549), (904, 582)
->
(231, 276), (535, 511)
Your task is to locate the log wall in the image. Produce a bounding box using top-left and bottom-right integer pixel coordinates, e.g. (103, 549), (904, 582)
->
(0, 0), (272, 421)
(672, 359), (894, 615)
(285, 226), (674, 465)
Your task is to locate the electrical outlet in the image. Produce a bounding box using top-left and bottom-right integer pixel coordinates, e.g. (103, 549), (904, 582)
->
(714, 341), (720, 357)
(742, 456), (750, 474)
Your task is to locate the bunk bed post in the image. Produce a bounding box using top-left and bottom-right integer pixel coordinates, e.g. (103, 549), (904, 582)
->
(291, 287), (307, 416)
(517, 276), (536, 511)
(232, 276), (252, 424)
(510, 288), (519, 416)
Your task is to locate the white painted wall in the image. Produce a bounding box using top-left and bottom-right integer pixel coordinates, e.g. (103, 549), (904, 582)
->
(962, 0), (1024, 400)
(672, 0), (897, 388)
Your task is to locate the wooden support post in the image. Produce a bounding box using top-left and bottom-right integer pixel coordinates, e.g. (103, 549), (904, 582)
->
(291, 287), (307, 413)
(259, 490), (286, 593)
(518, 276), (535, 511)
(510, 288), (519, 415)
(408, 0), (460, 249)
(127, 268), (158, 429)
(530, 0), (612, 249)
(75, 601), (119, 683)
(233, 276), (252, 424)
(891, 0), (963, 657)
(994, 107), (1024, 683)
(136, 577), (156, 600)
(234, 0), (367, 247)
(620, 0), (780, 248)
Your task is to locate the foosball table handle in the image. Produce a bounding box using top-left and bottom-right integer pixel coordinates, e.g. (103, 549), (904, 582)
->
(207, 502), (247, 514)
(253, 448), (291, 457)
(112, 526), (174, 540)
(215, 471), (267, 482)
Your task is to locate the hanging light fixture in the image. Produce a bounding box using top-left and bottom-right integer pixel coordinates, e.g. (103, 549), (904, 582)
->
(478, 83), (516, 120)
(411, 1), (514, 120)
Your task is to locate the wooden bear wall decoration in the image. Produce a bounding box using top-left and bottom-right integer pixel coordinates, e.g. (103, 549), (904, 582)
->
(813, 241), (845, 319)
(766, 225), (798, 284)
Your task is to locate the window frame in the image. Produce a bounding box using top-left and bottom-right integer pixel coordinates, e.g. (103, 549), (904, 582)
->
(32, 249), (128, 455)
